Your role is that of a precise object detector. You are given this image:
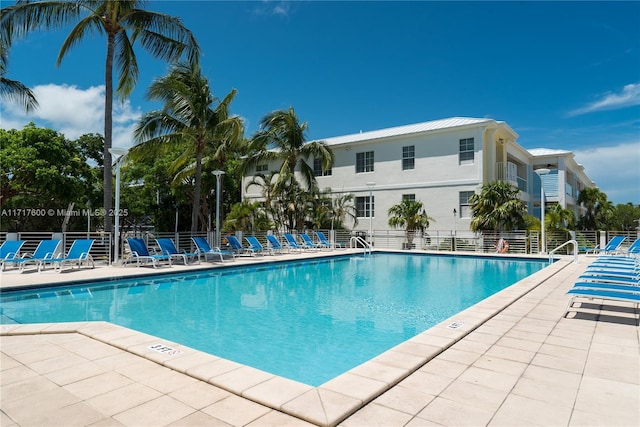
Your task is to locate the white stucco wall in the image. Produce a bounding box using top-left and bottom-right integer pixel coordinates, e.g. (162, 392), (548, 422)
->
(243, 122), (497, 231)
(241, 118), (595, 233)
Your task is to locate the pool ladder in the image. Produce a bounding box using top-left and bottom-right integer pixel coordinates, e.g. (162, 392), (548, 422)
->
(349, 236), (372, 255)
(548, 239), (578, 265)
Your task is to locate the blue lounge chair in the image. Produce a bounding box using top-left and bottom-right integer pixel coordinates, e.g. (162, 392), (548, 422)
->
(0, 240), (25, 271)
(225, 235), (247, 256)
(266, 234), (287, 253)
(283, 233), (304, 252)
(192, 237), (233, 262)
(588, 260), (639, 271)
(156, 238), (199, 265)
(300, 233), (324, 250)
(575, 274), (639, 285)
(566, 288), (640, 310)
(571, 282), (639, 293)
(582, 264), (639, 277)
(588, 257), (640, 270)
(49, 239), (95, 272)
(584, 268), (640, 280)
(591, 256), (639, 264)
(586, 236), (626, 255)
(125, 238), (170, 268)
(592, 239), (640, 258)
(245, 236), (270, 256)
(316, 231), (342, 249)
(581, 270), (639, 280)
(4, 240), (62, 272)
(566, 273), (640, 315)
(623, 238), (640, 256)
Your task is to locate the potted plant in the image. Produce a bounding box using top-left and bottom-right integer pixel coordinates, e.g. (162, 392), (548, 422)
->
(387, 200), (434, 249)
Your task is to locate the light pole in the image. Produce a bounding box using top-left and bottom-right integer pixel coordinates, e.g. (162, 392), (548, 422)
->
(212, 170), (225, 248)
(366, 182), (375, 242)
(86, 199), (92, 238)
(534, 168), (550, 254)
(109, 147), (129, 265)
(452, 208), (457, 251)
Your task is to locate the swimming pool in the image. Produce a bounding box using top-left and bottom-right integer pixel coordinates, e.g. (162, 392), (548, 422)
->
(0, 252), (547, 386)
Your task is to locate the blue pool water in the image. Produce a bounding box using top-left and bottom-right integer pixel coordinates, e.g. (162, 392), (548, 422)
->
(0, 253), (547, 386)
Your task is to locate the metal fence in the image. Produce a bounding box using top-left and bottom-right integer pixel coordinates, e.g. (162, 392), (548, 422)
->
(0, 231), (112, 263)
(2, 229), (638, 265)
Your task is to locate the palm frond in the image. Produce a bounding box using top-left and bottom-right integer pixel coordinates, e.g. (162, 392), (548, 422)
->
(126, 9), (200, 65)
(114, 30), (138, 97)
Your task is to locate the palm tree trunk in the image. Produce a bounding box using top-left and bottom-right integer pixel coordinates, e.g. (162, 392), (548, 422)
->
(191, 149), (203, 232)
(406, 230), (415, 246)
(103, 34), (115, 232)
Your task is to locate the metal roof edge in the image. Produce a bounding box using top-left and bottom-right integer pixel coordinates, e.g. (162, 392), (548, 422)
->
(314, 117), (497, 146)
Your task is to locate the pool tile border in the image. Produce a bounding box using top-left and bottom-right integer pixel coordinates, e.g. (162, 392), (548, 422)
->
(0, 257), (570, 426)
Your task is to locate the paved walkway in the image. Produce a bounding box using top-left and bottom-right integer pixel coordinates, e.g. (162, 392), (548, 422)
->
(1, 252), (638, 426)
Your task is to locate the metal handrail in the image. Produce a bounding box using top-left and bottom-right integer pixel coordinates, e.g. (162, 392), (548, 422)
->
(548, 239), (578, 264)
(349, 236), (372, 255)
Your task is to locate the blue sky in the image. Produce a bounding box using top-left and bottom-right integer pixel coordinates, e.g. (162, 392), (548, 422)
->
(2, 1), (639, 204)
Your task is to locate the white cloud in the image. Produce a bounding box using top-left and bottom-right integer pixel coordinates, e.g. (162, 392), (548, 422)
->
(253, 1), (292, 17)
(0, 83), (141, 149)
(573, 142), (640, 204)
(568, 82), (640, 116)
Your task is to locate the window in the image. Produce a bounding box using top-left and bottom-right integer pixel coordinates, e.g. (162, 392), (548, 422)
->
(256, 164), (268, 172)
(459, 191), (475, 218)
(402, 145), (415, 170)
(356, 196), (374, 218)
(313, 158), (332, 176)
(459, 138), (474, 165)
(356, 151), (374, 173)
(402, 194), (416, 202)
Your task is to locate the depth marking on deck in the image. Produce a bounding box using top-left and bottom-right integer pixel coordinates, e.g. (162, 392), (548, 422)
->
(447, 321), (465, 329)
(149, 343), (183, 356)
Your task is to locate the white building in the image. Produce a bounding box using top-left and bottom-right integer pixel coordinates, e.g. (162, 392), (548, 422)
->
(242, 117), (596, 232)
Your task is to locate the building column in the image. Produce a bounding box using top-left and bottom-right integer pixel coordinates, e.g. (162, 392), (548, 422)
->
(482, 127), (497, 183)
(558, 157), (567, 208)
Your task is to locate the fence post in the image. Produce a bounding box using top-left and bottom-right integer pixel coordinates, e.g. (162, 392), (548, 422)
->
(599, 230), (607, 250)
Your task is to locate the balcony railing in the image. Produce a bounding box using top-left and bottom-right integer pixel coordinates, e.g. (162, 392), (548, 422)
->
(496, 162), (527, 192)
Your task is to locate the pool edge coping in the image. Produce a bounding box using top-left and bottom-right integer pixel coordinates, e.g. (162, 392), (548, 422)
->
(0, 255), (572, 427)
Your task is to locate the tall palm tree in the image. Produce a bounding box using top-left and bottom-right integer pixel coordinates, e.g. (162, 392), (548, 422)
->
(130, 62), (243, 232)
(469, 181), (526, 232)
(0, 0), (199, 231)
(387, 199), (434, 246)
(0, 38), (38, 111)
(244, 107), (334, 190)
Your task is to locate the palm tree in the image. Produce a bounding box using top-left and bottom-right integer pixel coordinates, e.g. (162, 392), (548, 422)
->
(469, 181), (526, 232)
(130, 62), (243, 232)
(1, 0), (199, 231)
(546, 203), (575, 231)
(387, 199), (434, 247)
(544, 203), (576, 254)
(577, 187), (610, 230)
(246, 171), (279, 208)
(223, 200), (272, 233)
(0, 38), (38, 111)
(329, 192), (358, 231)
(244, 107), (334, 190)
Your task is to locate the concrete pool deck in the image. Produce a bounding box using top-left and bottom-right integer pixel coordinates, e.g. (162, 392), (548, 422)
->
(1, 250), (638, 426)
